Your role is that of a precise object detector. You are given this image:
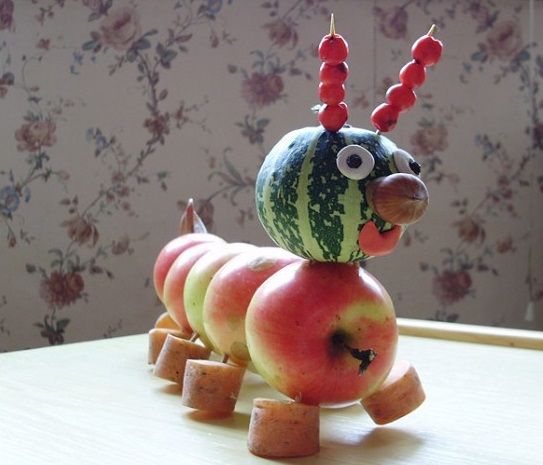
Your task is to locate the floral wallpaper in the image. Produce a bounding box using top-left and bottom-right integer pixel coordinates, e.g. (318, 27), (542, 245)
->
(0, 0), (541, 352)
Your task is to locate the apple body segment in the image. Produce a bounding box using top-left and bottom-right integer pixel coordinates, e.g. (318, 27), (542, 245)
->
(184, 242), (256, 350)
(203, 247), (300, 365)
(162, 241), (225, 333)
(246, 261), (398, 406)
(153, 233), (224, 301)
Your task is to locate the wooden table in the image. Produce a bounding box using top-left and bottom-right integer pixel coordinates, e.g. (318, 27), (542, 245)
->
(1, 325), (542, 465)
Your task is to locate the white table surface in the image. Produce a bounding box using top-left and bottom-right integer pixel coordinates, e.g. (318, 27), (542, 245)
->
(1, 332), (542, 465)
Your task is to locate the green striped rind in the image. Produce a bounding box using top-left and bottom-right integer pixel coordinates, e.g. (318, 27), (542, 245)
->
(306, 131), (350, 261)
(292, 132), (321, 259)
(256, 126), (400, 263)
(256, 128), (316, 258)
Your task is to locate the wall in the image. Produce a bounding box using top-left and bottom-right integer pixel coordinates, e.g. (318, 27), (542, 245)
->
(0, 0), (541, 351)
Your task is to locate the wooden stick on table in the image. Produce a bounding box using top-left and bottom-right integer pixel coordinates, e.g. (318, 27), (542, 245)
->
(397, 317), (543, 351)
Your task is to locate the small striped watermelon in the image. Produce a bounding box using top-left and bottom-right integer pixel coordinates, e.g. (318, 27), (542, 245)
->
(256, 126), (409, 263)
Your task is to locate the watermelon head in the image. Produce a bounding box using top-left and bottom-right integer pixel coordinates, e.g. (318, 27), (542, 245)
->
(255, 126), (429, 263)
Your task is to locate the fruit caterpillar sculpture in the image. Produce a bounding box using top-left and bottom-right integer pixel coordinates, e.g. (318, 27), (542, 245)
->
(149, 17), (443, 459)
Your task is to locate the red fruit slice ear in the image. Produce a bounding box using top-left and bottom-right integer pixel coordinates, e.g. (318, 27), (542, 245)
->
(358, 221), (402, 257)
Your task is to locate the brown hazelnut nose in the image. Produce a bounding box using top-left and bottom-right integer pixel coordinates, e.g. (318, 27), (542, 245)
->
(366, 173), (429, 225)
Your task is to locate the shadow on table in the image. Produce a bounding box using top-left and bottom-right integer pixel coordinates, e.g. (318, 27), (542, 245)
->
(156, 383), (183, 395)
(356, 426), (424, 449)
(318, 426), (425, 464)
(184, 410), (251, 430)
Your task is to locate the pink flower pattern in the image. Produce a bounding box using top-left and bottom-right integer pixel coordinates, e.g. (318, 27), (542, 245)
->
(433, 270), (473, 307)
(263, 18), (299, 49)
(15, 120), (57, 152)
(40, 271), (85, 310)
(241, 72), (284, 109)
(410, 124), (448, 156)
(61, 215), (100, 247)
(485, 20), (522, 61)
(99, 7), (141, 52)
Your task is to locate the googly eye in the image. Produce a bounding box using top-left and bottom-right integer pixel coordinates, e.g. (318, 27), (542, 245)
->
(394, 149), (421, 176)
(336, 145), (375, 180)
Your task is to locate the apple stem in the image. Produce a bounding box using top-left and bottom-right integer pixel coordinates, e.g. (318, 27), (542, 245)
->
(179, 198), (195, 235)
(189, 332), (199, 343)
(179, 197), (208, 235)
(347, 346), (377, 374)
(331, 332), (376, 374)
(221, 354), (229, 364)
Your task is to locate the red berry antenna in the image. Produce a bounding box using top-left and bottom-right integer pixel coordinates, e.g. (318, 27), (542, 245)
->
(371, 24), (443, 134)
(318, 14), (349, 132)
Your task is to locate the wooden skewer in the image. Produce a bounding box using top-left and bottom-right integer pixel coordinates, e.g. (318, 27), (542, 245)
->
(427, 24), (437, 36)
(329, 13), (335, 36)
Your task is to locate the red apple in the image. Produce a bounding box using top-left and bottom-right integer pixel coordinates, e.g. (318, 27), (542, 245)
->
(203, 247), (300, 365)
(153, 233), (224, 302)
(183, 242), (256, 350)
(245, 261), (398, 406)
(162, 241), (225, 333)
